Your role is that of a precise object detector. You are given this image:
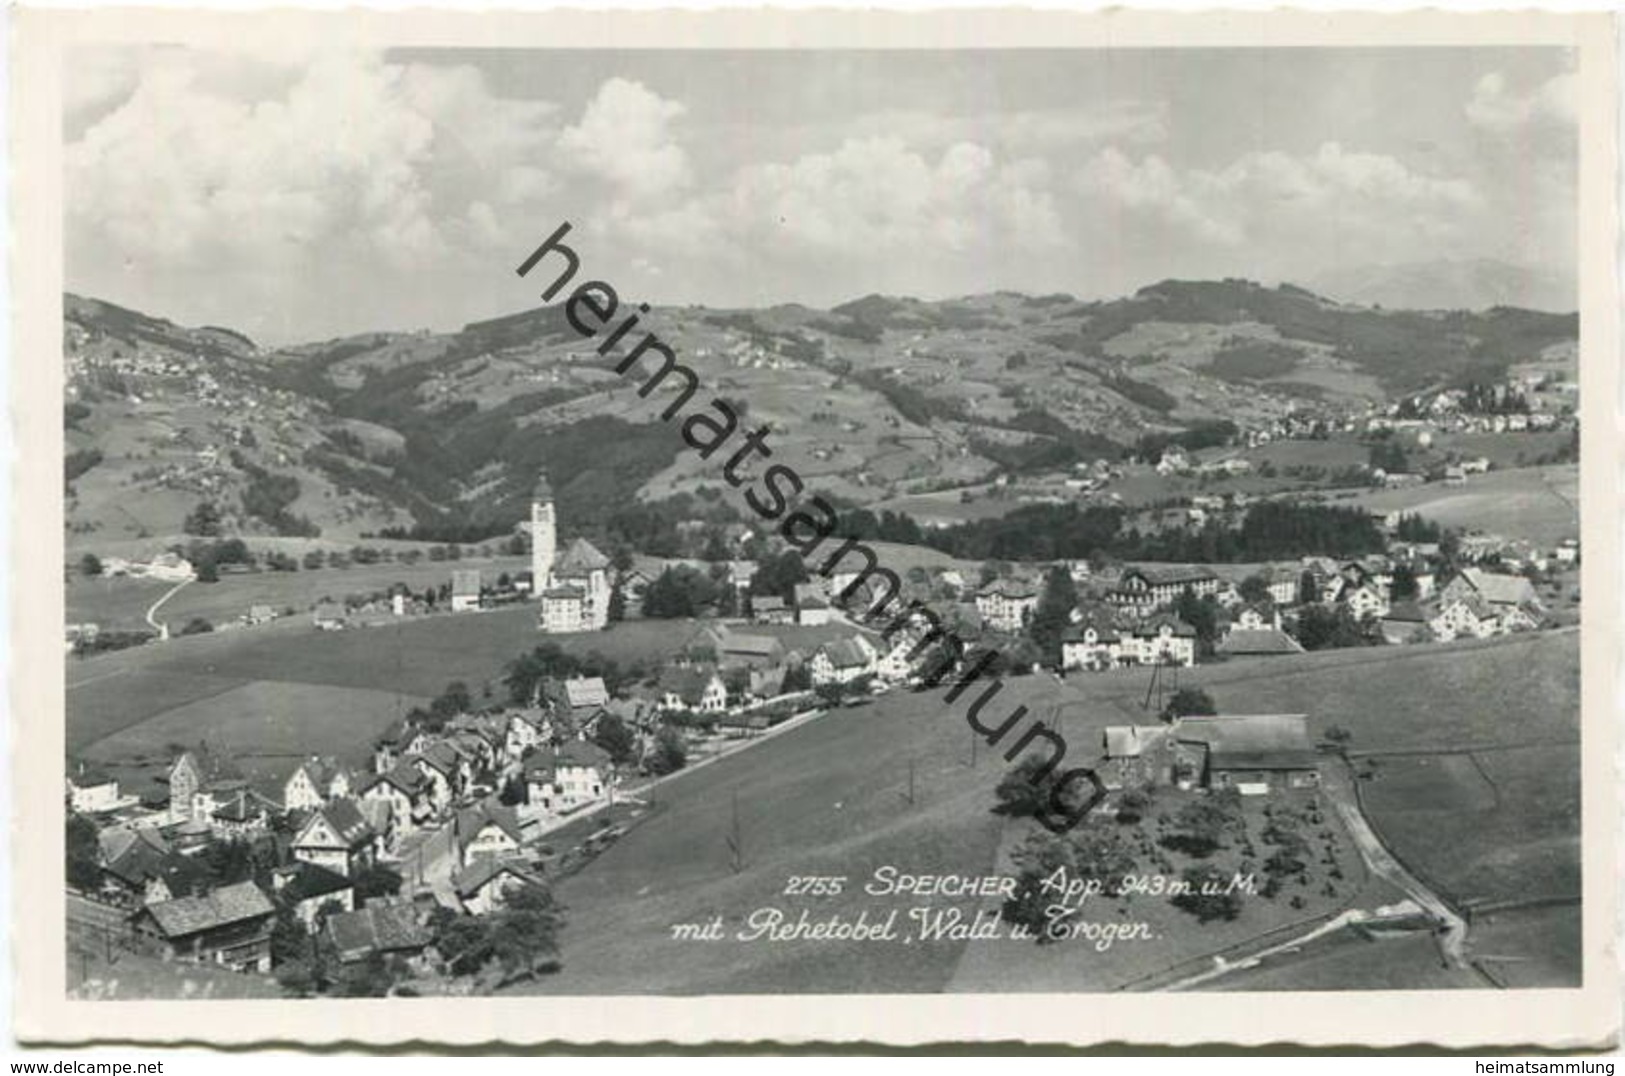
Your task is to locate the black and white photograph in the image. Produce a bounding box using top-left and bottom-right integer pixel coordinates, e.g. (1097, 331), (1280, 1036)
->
(12, 7), (1619, 1050)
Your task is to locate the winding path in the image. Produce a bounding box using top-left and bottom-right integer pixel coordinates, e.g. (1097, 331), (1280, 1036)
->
(143, 578), (191, 634)
(1320, 755), (1468, 967)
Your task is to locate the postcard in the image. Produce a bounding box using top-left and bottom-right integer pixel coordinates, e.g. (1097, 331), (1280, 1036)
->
(11, 6), (1619, 1049)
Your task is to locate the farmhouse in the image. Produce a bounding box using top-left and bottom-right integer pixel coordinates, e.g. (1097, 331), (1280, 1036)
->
(811, 636), (878, 685)
(450, 569), (483, 612)
(312, 601), (348, 631)
(1171, 714), (1319, 794)
(751, 595), (792, 624)
(1379, 601), (1433, 645)
(1216, 628), (1304, 659)
(1442, 568), (1545, 617)
(1099, 724), (1173, 789)
(325, 901), (435, 967)
(133, 880), (276, 973)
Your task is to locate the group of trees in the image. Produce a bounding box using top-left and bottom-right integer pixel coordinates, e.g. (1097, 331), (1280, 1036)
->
(913, 500), (1388, 565)
(1291, 604), (1382, 652)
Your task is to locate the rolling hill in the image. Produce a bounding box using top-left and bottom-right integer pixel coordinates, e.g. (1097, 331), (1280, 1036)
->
(63, 280), (1577, 553)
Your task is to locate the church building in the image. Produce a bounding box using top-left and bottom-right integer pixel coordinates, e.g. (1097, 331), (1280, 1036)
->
(532, 473), (613, 633)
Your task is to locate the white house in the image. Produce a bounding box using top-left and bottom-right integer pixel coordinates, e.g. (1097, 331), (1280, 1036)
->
(975, 578), (1039, 632)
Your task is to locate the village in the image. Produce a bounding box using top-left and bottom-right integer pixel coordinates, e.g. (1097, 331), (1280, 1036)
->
(62, 447), (1579, 997)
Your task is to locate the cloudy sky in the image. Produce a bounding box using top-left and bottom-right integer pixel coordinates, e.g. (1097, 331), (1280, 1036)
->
(66, 46), (1576, 344)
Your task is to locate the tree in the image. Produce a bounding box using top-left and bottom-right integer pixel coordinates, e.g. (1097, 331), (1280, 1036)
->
(65, 815), (101, 892)
(1162, 687), (1217, 722)
(79, 553), (103, 578)
(195, 558), (219, 584)
(1390, 564), (1419, 602)
(439, 883), (563, 987)
(1298, 570), (1321, 607)
(1237, 573), (1271, 604)
(352, 863), (403, 902)
(1172, 588), (1222, 657)
(591, 712), (637, 766)
(1029, 566), (1079, 668)
(184, 500), (222, 537)
(178, 616), (214, 636)
(781, 662), (812, 693)
(1170, 865), (1244, 923)
(993, 753), (1088, 820)
(606, 580), (627, 623)
(1002, 826), (1136, 940)
(644, 725), (688, 776)
(1161, 794), (1240, 858)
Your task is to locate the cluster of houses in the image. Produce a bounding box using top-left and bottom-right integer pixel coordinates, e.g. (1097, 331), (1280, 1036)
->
(66, 676), (631, 978)
(959, 549), (1556, 677)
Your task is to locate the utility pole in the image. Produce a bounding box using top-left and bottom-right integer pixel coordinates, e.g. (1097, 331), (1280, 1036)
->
(726, 791), (744, 873)
(902, 757), (917, 806)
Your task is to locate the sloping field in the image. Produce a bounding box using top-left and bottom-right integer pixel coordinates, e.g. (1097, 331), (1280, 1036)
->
(67, 555), (533, 632)
(1352, 464), (1578, 546)
(83, 679), (422, 767)
(66, 608), (869, 754)
(511, 677), (1064, 995)
(508, 630), (1580, 994)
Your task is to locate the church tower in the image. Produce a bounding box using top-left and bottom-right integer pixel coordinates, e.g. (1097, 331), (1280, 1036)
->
(530, 473), (557, 597)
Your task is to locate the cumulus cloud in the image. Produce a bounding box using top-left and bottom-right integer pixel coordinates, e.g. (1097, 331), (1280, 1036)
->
(1466, 70), (1577, 136)
(68, 49), (560, 270)
(1077, 141), (1483, 268)
(558, 77), (691, 210)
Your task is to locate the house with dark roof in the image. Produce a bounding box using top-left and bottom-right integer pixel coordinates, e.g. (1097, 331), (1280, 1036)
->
(657, 666), (728, 713)
(133, 880), (277, 972)
(1379, 600), (1433, 645)
(283, 756), (352, 813)
(524, 741), (612, 814)
(453, 857), (546, 917)
(291, 799), (376, 877)
(1216, 629), (1305, 659)
(356, 764), (435, 839)
(324, 901), (435, 966)
(1061, 608), (1125, 672)
(1112, 565), (1220, 612)
(271, 862), (356, 932)
(810, 636), (877, 686)
(1171, 714), (1319, 793)
(454, 802), (524, 869)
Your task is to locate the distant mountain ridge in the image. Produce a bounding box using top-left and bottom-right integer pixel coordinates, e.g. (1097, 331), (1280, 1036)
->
(1307, 258), (1575, 315)
(62, 278), (1577, 549)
